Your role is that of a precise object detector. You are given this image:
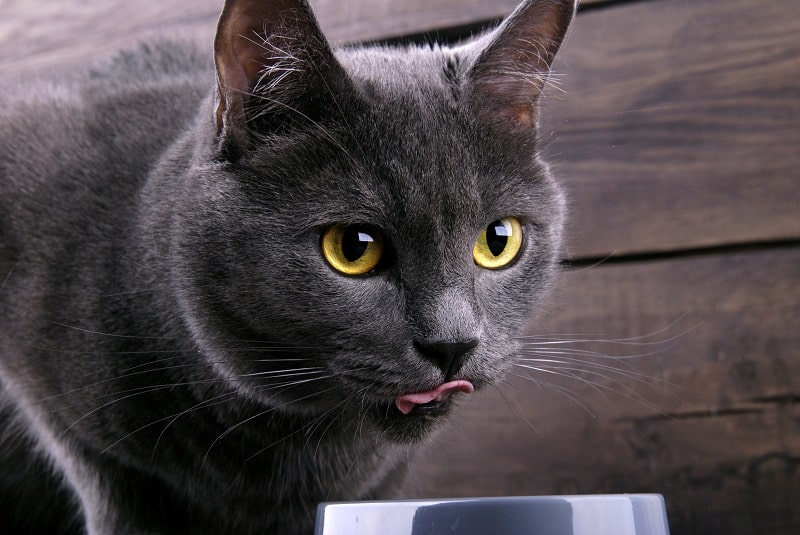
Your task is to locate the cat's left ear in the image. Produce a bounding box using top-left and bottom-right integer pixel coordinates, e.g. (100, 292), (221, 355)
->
(213, 0), (346, 153)
(467, 0), (576, 129)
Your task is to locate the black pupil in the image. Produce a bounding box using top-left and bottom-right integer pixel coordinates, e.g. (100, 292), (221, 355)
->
(486, 221), (509, 256)
(341, 226), (373, 262)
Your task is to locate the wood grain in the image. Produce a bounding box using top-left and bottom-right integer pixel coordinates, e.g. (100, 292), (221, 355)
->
(545, 0), (800, 258)
(405, 245), (800, 534)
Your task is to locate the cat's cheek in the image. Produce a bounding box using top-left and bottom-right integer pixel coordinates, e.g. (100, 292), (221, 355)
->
(468, 264), (561, 383)
(470, 344), (522, 389)
(474, 273), (530, 333)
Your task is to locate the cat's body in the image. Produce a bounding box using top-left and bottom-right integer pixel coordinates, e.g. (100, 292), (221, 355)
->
(0, 0), (575, 533)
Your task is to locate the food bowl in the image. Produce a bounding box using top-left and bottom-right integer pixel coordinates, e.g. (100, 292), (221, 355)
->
(316, 494), (670, 535)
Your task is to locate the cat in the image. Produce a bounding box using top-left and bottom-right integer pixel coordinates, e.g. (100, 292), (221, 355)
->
(0, 0), (575, 532)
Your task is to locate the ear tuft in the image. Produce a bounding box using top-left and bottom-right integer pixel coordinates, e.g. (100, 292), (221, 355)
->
(469, 0), (576, 130)
(213, 0), (343, 151)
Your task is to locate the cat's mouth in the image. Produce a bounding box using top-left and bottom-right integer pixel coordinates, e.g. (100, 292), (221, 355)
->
(363, 380), (475, 442)
(394, 380), (474, 416)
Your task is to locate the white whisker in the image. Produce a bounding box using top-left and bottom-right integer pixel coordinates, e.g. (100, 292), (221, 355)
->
(494, 382), (540, 435)
(239, 367), (325, 378)
(507, 371), (595, 416)
(203, 380), (340, 467)
(99, 390), (239, 456)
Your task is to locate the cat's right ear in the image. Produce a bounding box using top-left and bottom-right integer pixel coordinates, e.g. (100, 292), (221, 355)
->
(213, 0), (346, 156)
(466, 0), (576, 131)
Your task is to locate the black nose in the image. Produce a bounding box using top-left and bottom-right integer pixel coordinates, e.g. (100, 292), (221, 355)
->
(414, 339), (478, 378)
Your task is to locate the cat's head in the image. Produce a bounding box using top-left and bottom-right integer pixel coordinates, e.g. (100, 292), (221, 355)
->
(170, 0), (575, 442)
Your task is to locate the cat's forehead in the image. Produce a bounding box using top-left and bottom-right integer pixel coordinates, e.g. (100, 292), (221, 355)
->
(332, 46), (495, 200)
(249, 44), (555, 236)
(299, 128), (550, 245)
(335, 44), (471, 98)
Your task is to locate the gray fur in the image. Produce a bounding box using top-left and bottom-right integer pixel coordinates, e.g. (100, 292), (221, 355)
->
(0, 0), (575, 533)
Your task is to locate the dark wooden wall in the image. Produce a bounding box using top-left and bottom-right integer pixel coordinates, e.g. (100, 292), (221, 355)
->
(2, 1), (798, 534)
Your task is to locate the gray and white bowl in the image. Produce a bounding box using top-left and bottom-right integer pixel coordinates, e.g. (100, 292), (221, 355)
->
(316, 494), (670, 535)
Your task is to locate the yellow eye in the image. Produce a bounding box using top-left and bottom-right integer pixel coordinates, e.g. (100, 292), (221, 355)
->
(321, 224), (385, 275)
(473, 217), (523, 269)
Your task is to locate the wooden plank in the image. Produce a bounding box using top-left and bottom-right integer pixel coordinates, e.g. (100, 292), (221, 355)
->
(543, 0), (800, 258)
(404, 245), (800, 535)
(0, 0), (219, 77)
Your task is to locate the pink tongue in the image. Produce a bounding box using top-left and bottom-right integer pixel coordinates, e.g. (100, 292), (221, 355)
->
(395, 380), (475, 415)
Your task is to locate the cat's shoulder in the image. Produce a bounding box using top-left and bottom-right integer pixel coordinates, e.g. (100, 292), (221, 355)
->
(86, 39), (213, 90)
(0, 38), (212, 217)
(1, 38), (210, 107)
(0, 38), (212, 153)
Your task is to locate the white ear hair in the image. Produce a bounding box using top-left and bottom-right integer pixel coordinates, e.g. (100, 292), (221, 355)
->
(468, 0), (577, 128)
(213, 0), (344, 149)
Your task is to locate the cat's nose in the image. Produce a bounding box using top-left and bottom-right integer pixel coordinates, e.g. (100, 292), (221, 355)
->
(414, 339), (478, 379)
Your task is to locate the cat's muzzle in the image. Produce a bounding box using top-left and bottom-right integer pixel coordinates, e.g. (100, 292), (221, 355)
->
(394, 380), (474, 416)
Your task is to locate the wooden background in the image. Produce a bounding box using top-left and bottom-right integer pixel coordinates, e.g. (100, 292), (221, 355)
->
(2, 0), (798, 533)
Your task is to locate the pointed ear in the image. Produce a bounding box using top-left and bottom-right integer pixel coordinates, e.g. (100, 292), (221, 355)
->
(468, 0), (576, 129)
(213, 0), (344, 150)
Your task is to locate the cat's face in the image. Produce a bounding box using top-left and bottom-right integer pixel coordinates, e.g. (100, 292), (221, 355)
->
(170, 0), (573, 442)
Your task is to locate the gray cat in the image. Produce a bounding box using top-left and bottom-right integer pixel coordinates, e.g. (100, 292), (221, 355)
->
(0, 0), (575, 532)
